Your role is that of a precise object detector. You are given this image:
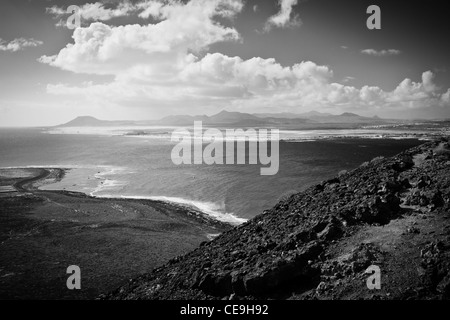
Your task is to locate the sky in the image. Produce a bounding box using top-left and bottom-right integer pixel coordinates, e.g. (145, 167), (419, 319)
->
(0, 0), (450, 126)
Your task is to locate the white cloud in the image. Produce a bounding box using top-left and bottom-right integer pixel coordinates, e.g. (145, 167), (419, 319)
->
(39, 0), (242, 75)
(388, 72), (438, 103)
(78, 1), (136, 20)
(39, 0), (450, 115)
(0, 38), (43, 52)
(342, 76), (355, 83)
(45, 6), (66, 16)
(441, 89), (450, 104)
(46, 1), (137, 22)
(265, 0), (301, 31)
(359, 85), (384, 103)
(47, 0), (244, 25)
(137, 0), (167, 19)
(421, 70), (438, 92)
(361, 49), (402, 56)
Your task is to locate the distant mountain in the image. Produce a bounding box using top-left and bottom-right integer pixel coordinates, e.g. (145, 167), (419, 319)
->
(58, 116), (137, 127)
(253, 112), (304, 119)
(254, 111), (332, 119)
(318, 112), (382, 124)
(254, 111), (386, 124)
(59, 110), (389, 128)
(209, 110), (259, 123)
(299, 111), (333, 117)
(159, 110), (277, 126)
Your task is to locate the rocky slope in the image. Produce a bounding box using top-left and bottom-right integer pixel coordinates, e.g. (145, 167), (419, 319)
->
(103, 138), (450, 300)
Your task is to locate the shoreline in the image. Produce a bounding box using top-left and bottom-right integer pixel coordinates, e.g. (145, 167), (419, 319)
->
(104, 137), (450, 300)
(41, 123), (450, 142)
(17, 166), (247, 226)
(2, 138), (450, 300)
(0, 167), (231, 299)
(1, 166), (238, 229)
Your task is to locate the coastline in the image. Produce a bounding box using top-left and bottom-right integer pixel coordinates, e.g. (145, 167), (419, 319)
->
(2, 137), (449, 300)
(1, 166), (239, 228)
(103, 137), (450, 300)
(0, 167), (231, 299)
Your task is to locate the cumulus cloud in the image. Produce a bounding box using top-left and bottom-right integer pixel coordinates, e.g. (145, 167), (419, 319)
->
(388, 71), (439, 104)
(441, 89), (450, 104)
(361, 49), (402, 56)
(39, 0), (450, 115)
(0, 38), (43, 52)
(47, 0), (243, 26)
(265, 0), (301, 31)
(39, 0), (242, 75)
(46, 1), (137, 23)
(136, 0), (167, 19)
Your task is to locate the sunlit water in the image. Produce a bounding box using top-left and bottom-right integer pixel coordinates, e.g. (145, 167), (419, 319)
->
(0, 127), (424, 223)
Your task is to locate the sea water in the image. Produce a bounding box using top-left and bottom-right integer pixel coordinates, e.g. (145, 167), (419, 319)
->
(0, 127), (423, 223)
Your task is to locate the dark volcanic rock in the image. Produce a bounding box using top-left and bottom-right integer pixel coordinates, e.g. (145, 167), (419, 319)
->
(103, 138), (450, 300)
(242, 241), (322, 296)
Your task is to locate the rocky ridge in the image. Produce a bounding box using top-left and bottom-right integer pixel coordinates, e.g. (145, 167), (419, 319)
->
(103, 138), (450, 300)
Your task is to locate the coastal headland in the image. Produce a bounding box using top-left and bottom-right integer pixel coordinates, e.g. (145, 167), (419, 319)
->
(0, 167), (230, 299)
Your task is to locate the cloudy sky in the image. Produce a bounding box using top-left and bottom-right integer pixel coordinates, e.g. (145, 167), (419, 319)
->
(1, 0), (450, 126)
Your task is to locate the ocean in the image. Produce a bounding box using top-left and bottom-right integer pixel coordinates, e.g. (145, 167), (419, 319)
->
(0, 127), (424, 224)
